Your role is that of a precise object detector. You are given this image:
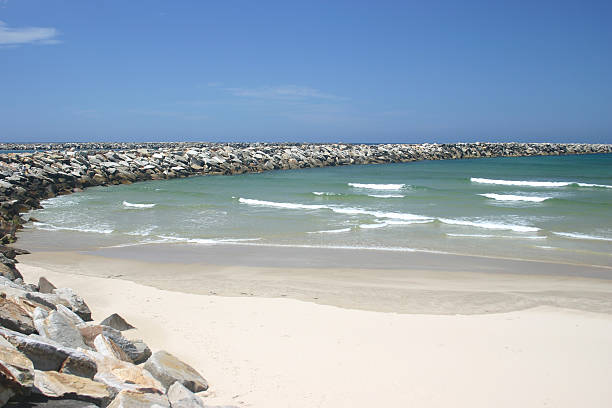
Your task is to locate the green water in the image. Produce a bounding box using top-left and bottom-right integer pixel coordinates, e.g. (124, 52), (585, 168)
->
(26, 154), (612, 267)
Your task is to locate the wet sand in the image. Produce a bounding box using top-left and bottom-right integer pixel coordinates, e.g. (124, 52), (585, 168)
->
(17, 243), (612, 315)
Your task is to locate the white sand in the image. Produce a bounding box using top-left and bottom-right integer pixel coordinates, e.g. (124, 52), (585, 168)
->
(19, 262), (612, 408)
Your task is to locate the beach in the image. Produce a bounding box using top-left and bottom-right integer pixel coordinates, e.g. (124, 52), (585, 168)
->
(16, 249), (612, 407)
(3, 148), (612, 406)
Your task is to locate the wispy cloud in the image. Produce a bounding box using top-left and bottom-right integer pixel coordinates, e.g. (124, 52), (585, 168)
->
(225, 85), (347, 101)
(0, 20), (60, 46)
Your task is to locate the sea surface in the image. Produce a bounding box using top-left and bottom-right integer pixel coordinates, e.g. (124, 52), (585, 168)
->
(24, 154), (612, 267)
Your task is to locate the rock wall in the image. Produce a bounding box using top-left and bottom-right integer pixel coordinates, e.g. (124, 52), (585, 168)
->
(1, 142), (611, 243)
(0, 248), (210, 407)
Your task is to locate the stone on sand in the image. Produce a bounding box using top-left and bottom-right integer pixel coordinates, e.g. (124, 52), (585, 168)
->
(143, 351), (208, 393)
(100, 313), (135, 331)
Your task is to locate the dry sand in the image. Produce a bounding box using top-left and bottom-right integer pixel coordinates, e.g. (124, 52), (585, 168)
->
(17, 257), (612, 408)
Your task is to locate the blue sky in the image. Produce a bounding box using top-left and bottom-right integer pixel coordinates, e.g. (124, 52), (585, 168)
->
(1, 0), (611, 143)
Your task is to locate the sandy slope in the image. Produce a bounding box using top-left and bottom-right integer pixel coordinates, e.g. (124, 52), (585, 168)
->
(17, 261), (612, 408)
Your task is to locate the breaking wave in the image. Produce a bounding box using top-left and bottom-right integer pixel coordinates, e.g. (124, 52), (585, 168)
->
(348, 183), (407, 190)
(123, 201), (156, 208)
(552, 232), (612, 242)
(471, 177), (612, 189)
(33, 222), (114, 234)
(479, 193), (551, 202)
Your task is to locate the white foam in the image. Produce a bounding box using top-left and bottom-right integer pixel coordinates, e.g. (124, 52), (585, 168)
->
(552, 232), (612, 242)
(312, 192), (340, 196)
(439, 218), (540, 233)
(157, 235), (262, 245)
(359, 222), (388, 229)
(239, 198), (432, 222)
(348, 183), (406, 190)
(126, 226), (157, 237)
(367, 194), (405, 198)
(307, 228), (351, 234)
(386, 219), (432, 225)
(479, 193), (551, 202)
(332, 207), (432, 221)
(471, 177), (612, 189)
(447, 233), (545, 239)
(33, 222), (113, 234)
(576, 182), (612, 189)
(123, 201), (156, 208)
(239, 198), (327, 210)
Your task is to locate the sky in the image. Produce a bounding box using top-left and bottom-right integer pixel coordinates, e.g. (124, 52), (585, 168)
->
(1, 0), (611, 143)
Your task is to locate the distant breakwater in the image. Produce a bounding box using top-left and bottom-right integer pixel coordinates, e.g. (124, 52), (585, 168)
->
(1, 142), (611, 243)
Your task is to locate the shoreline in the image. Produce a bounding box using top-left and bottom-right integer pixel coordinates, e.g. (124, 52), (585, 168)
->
(16, 245), (612, 315)
(16, 259), (612, 408)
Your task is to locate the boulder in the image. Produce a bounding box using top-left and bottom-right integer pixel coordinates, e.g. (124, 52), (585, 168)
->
(52, 288), (92, 322)
(56, 304), (85, 327)
(4, 396), (100, 407)
(100, 313), (135, 331)
(0, 295), (36, 334)
(38, 277), (57, 294)
(0, 327), (97, 379)
(80, 325), (151, 364)
(143, 351), (208, 393)
(0, 262), (22, 281)
(33, 370), (114, 406)
(166, 381), (204, 408)
(0, 335), (34, 403)
(0, 245), (29, 260)
(26, 291), (71, 310)
(128, 340), (152, 365)
(9, 296), (52, 318)
(93, 334), (130, 362)
(33, 308), (88, 350)
(82, 350), (165, 395)
(106, 390), (170, 408)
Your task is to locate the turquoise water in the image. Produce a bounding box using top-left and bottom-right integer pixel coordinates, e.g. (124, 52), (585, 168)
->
(27, 154), (612, 267)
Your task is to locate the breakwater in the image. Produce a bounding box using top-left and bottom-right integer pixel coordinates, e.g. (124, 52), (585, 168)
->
(1, 142), (611, 243)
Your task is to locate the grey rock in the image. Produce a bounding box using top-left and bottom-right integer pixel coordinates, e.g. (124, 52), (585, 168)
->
(106, 390), (170, 408)
(167, 381), (204, 408)
(0, 327), (97, 379)
(144, 351), (208, 393)
(25, 292), (69, 310)
(32, 370), (114, 406)
(38, 276), (57, 294)
(55, 304), (85, 327)
(0, 335), (34, 402)
(33, 307), (88, 350)
(93, 334), (130, 362)
(80, 325), (151, 365)
(0, 260), (22, 281)
(82, 349), (165, 395)
(100, 313), (135, 331)
(0, 295), (36, 334)
(52, 288), (92, 321)
(4, 396), (99, 407)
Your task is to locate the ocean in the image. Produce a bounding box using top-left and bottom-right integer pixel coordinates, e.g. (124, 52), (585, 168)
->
(24, 154), (612, 267)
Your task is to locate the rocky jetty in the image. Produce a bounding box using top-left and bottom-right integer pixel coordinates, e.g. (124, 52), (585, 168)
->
(0, 142), (610, 244)
(0, 250), (210, 407)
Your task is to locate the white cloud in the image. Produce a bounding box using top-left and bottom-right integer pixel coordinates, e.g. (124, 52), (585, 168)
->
(0, 20), (59, 46)
(225, 85), (346, 101)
